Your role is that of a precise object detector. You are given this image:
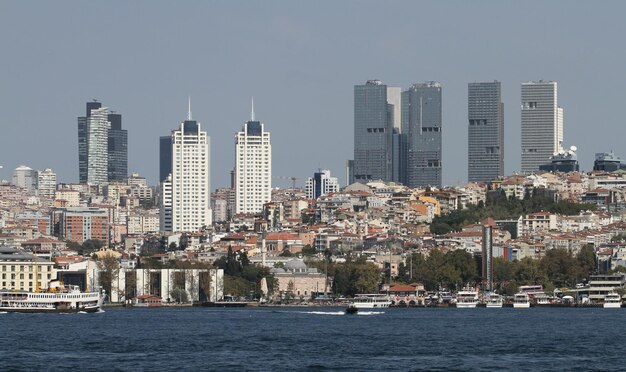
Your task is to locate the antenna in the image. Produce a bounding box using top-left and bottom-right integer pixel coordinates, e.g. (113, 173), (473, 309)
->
(187, 96), (192, 120)
(251, 97), (255, 121)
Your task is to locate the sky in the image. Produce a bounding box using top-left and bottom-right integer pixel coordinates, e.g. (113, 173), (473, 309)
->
(1, 1), (625, 189)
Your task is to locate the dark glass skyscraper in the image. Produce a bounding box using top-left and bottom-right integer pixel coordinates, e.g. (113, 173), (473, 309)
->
(159, 135), (172, 183)
(107, 113), (128, 181)
(468, 81), (504, 182)
(400, 82), (442, 188)
(351, 80), (395, 183)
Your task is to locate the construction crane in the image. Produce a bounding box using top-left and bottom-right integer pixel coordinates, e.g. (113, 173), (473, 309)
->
(273, 176), (300, 189)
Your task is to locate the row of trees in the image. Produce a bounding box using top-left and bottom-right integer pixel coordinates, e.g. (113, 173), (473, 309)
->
(214, 246), (276, 298)
(395, 246), (597, 295)
(431, 188), (593, 235)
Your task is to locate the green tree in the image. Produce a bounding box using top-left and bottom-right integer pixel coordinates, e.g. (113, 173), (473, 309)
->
(576, 245), (597, 278)
(170, 287), (189, 303)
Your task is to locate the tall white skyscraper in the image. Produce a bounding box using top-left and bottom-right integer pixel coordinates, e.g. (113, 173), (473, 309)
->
(235, 100), (272, 214)
(78, 101), (110, 185)
(521, 81), (563, 174)
(160, 101), (211, 232)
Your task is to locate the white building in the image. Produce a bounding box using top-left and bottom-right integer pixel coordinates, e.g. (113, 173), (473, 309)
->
(78, 103), (110, 185)
(235, 100), (272, 214)
(160, 103), (211, 232)
(36, 168), (57, 198)
(305, 169), (340, 199)
(13, 165), (36, 193)
(521, 81), (563, 174)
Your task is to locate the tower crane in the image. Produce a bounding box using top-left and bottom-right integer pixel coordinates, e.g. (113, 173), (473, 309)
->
(273, 176), (300, 189)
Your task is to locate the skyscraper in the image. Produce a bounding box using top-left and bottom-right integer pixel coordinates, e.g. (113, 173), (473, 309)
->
(521, 81), (563, 174)
(78, 101), (110, 185)
(159, 135), (173, 183)
(351, 80), (399, 184)
(13, 165), (36, 193)
(107, 113), (128, 182)
(468, 81), (504, 182)
(235, 100), (272, 214)
(400, 82), (442, 188)
(78, 101), (127, 185)
(160, 101), (211, 232)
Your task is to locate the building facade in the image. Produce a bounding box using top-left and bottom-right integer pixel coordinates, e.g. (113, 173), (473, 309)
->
(305, 169), (339, 199)
(401, 82), (443, 187)
(0, 246), (55, 292)
(12, 165), (36, 193)
(51, 207), (109, 245)
(235, 102), (272, 214)
(521, 81), (563, 174)
(468, 81), (504, 182)
(36, 168), (57, 198)
(160, 106), (212, 232)
(351, 80), (397, 184)
(78, 101), (110, 185)
(107, 113), (128, 182)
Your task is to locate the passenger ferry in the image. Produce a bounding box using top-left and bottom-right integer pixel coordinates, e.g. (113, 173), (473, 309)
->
(603, 292), (622, 309)
(0, 280), (105, 313)
(455, 289), (479, 308)
(485, 293), (503, 308)
(513, 292), (531, 308)
(345, 294), (391, 313)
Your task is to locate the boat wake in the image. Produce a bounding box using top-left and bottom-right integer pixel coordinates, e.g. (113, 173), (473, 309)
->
(302, 311), (345, 316)
(356, 311), (384, 316)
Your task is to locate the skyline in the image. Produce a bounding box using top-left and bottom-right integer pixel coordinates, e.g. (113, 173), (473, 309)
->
(2, 1), (626, 188)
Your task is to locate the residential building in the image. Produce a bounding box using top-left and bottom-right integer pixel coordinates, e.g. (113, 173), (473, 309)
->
(521, 81), (563, 174)
(468, 81), (504, 182)
(235, 100), (272, 214)
(305, 169), (339, 199)
(160, 102), (212, 232)
(51, 207), (109, 245)
(36, 168), (57, 198)
(401, 82), (442, 187)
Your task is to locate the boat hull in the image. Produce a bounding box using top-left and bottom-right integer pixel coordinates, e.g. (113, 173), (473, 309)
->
(456, 302), (478, 308)
(603, 302), (621, 308)
(0, 305), (101, 314)
(513, 302), (531, 308)
(486, 303), (503, 308)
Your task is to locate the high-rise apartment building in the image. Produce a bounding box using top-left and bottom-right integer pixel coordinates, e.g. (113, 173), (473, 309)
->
(36, 168), (57, 198)
(305, 169), (339, 199)
(468, 81), (504, 182)
(521, 81), (563, 174)
(351, 80), (400, 184)
(400, 82), (442, 188)
(107, 113), (128, 182)
(160, 103), (211, 232)
(159, 135), (173, 183)
(78, 101), (127, 185)
(235, 101), (272, 214)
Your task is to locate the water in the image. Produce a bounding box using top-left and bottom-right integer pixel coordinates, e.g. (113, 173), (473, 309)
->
(1, 307), (625, 371)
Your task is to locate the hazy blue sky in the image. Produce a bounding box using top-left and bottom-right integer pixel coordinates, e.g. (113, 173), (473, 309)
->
(1, 1), (625, 189)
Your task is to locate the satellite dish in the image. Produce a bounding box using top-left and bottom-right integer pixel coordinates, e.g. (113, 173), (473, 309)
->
(570, 145), (578, 152)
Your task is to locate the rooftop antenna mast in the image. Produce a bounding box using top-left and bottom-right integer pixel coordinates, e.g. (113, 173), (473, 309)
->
(187, 96), (192, 120)
(251, 97), (255, 121)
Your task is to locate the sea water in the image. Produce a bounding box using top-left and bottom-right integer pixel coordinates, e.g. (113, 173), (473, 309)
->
(1, 307), (625, 371)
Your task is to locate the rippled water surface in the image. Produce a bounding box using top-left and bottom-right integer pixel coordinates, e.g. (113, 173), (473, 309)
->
(1, 307), (625, 371)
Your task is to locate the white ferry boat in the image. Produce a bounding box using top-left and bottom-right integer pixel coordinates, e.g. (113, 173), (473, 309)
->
(603, 292), (622, 309)
(513, 292), (531, 308)
(455, 289), (479, 308)
(0, 280), (105, 313)
(485, 294), (503, 308)
(346, 294), (391, 313)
